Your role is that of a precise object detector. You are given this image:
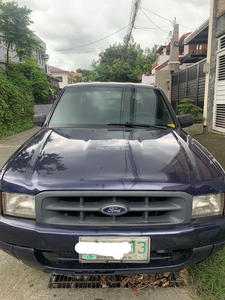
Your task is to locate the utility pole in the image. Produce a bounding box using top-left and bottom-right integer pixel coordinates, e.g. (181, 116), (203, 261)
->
(168, 18), (180, 73)
(167, 18), (180, 102)
(118, 0), (142, 80)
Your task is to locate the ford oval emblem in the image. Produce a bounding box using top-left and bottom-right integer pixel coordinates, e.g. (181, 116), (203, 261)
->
(101, 204), (128, 216)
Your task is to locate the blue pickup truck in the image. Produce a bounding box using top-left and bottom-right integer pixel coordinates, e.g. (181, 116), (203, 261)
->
(0, 82), (225, 275)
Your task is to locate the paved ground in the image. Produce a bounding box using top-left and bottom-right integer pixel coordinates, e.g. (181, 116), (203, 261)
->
(1, 127), (225, 300)
(195, 132), (225, 169)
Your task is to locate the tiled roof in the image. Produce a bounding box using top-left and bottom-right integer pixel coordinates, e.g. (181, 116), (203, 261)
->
(49, 66), (69, 73)
(72, 72), (82, 77)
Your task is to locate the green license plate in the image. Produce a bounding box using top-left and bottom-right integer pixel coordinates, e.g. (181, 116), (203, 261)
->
(78, 236), (150, 263)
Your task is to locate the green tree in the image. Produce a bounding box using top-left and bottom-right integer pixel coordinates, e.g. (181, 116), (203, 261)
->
(91, 41), (157, 82)
(142, 45), (158, 73)
(0, 0), (40, 69)
(76, 68), (96, 82)
(7, 58), (51, 104)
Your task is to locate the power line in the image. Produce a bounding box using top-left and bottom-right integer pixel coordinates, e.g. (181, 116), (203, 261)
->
(49, 48), (106, 55)
(141, 7), (172, 23)
(141, 6), (195, 31)
(180, 24), (195, 30)
(134, 25), (172, 34)
(140, 8), (170, 34)
(135, 25), (172, 29)
(47, 25), (128, 53)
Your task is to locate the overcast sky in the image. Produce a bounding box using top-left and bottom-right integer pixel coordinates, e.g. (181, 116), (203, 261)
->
(4, 0), (210, 71)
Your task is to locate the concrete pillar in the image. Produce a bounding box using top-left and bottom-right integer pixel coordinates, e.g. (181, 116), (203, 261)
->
(203, 0), (214, 132)
(168, 23), (180, 73)
(168, 23), (180, 101)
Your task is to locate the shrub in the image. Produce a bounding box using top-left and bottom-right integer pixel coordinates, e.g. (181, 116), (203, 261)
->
(7, 58), (51, 104)
(178, 98), (204, 124)
(0, 68), (34, 138)
(0, 58), (52, 138)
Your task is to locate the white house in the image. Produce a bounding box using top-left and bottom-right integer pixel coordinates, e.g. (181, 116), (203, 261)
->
(0, 34), (49, 73)
(49, 66), (76, 89)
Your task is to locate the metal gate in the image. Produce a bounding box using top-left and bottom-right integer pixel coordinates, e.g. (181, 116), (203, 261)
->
(213, 35), (225, 133)
(171, 60), (206, 113)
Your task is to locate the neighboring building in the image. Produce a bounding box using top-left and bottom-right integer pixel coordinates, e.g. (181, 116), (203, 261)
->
(34, 34), (49, 73)
(0, 34), (49, 73)
(141, 30), (207, 99)
(170, 21), (209, 111)
(204, 0), (225, 133)
(169, 0), (225, 134)
(0, 32), (61, 103)
(49, 66), (76, 89)
(0, 40), (19, 67)
(141, 32), (200, 81)
(153, 32), (195, 72)
(72, 71), (82, 81)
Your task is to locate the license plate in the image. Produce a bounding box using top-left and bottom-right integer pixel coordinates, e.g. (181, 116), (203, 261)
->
(77, 237), (150, 263)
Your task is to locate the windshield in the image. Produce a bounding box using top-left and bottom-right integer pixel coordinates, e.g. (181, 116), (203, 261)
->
(49, 85), (175, 127)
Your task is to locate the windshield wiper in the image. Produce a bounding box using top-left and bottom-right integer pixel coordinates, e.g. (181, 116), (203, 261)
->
(107, 122), (169, 129)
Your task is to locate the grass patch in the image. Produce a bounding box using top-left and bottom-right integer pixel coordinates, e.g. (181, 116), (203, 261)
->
(188, 130), (197, 136)
(188, 248), (225, 300)
(0, 120), (34, 139)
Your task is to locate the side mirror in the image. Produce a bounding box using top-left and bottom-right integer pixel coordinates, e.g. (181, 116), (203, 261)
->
(33, 114), (46, 127)
(177, 114), (194, 128)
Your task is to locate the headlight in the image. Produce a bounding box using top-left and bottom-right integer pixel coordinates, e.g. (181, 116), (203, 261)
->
(2, 192), (36, 219)
(192, 193), (224, 218)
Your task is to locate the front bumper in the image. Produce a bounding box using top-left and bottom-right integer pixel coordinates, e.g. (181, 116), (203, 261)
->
(1, 215), (225, 275)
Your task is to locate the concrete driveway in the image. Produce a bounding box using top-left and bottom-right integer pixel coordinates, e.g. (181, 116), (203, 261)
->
(0, 127), (196, 300)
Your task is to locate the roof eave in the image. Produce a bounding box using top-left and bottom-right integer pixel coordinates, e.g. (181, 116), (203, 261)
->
(184, 19), (209, 45)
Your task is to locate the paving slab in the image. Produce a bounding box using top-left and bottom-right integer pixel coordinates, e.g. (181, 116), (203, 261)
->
(0, 127), (40, 167)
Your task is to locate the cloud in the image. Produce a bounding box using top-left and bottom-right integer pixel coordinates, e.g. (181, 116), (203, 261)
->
(3, 0), (210, 70)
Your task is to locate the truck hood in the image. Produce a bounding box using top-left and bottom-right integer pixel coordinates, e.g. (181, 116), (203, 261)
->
(1, 127), (224, 194)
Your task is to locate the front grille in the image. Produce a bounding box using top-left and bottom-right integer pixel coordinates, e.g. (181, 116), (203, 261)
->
(36, 191), (192, 226)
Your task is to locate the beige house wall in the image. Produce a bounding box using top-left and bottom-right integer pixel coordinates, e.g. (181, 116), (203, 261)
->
(51, 72), (75, 89)
(155, 70), (170, 100)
